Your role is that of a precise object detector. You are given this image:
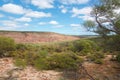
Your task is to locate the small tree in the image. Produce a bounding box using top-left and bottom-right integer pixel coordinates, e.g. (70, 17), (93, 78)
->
(83, 0), (120, 62)
(83, 0), (120, 36)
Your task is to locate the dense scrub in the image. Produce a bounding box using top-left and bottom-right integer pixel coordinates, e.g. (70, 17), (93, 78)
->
(0, 36), (119, 71)
(90, 35), (120, 62)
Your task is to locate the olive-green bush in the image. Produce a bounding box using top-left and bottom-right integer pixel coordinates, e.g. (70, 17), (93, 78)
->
(0, 37), (16, 57)
(105, 35), (120, 51)
(34, 58), (48, 70)
(70, 40), (99, 56)
(87, 51), (104, 64)
(45, 52), (83, 70)
(14, 58), (27, 68)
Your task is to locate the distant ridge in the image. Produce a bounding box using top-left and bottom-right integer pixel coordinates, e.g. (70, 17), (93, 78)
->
(0, 31), (79, 43)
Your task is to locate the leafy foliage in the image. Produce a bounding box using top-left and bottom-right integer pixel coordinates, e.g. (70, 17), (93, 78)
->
(46, 52), (83, 70)
(0, 37), (16, 57)
(83, 0), (120, 35)
(83, 20), (95, 31)
(87, 51), (104, 64)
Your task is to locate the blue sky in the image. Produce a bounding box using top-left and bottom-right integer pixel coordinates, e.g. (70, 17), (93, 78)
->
(0, 0), (97, 35)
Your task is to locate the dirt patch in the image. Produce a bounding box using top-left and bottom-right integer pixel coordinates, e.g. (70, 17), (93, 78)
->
(0, 55), (119, 80)
(0, 58), (62, 80)
(83, 55), (120, 80)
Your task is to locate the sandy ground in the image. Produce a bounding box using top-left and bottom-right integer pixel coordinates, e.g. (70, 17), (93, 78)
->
(0, 55), (120, 80)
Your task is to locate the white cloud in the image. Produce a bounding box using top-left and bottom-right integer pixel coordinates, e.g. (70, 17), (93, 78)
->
(0, 3), (52, 19)
(2, 20), (18, 28)
(52, 25), (64, 28)
(0, 20), (30, 30)
(0, 3), (52, 20)
(0, 20), (22, 30)
(0, 3), (25, 14)
(59, 5), (67, 13)
(71, 7), (92, 17)
(15, 17), (32, 22)
(25, 11), (51, 18)
(49, 20), (59, 25)
(0, 26), (16, 30)
(60, 0), (89, 5)
(24, 23), (29, 26)
(61, 8), (67, 13)
(78, 15), (94, 21)
(38, 22), (47, 25)
(71, 7), (94, 21)
(31, 0), (54, 9)
(70, 24), (81, 27)
(70, 24), (86, 31)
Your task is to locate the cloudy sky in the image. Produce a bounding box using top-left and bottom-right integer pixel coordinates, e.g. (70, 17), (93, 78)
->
(0, 0), (97, 35)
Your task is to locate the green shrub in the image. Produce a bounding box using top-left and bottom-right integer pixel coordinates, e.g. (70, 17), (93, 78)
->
(34, 58), (48, 70)
(94, 59), (103, 64)
(24, 51), (38, 65)
(0, 37), (16, 57)
(87, 51), (105, 64)
(71, 40), (98, 56)
(104, 35), (120, 52)
(38, 50), (48, 58)
(14, 58), (27, 68)
(16, 44), (28, 51)
(45, 52), (84, 70)
(12, 50), (28, 59)
(32, 50), (49, 70)
(116, 54), (120, 63)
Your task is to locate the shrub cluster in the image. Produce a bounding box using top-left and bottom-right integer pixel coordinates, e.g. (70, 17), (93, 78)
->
(45, 52), (83, 70)
(0, 36), (107, 70)
(87, 51), (104, 64)
(0, 36), (16, 57)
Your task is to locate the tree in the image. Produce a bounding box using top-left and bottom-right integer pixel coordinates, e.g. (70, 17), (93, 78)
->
(83, 0), (120, 36)
(83, 0), (120, 63)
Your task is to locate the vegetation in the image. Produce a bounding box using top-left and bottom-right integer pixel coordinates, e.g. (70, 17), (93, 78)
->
(0, 34), (119, 71)
(0, 35), (107, 69)
(83, 0), (120, 36)
(0, 1), (120, 80)
(83, 0), (120, 63)
(0, 32), (120, 80)
(45, 52), (83, 70)
(14, 58), (27, 68)
(116, 54), (120, 62)
(0, 37), (16, 57)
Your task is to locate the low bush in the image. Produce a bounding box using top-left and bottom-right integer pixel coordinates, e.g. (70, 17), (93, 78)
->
(45, 52), (84, 70)
(14, 58), (27, 68)
(87, 51), (105, 64)
(103, 35), (120, 52)
(0, 37), (16, 57)
(34, 58), (48, 70)
(71, 40), (99, 56)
